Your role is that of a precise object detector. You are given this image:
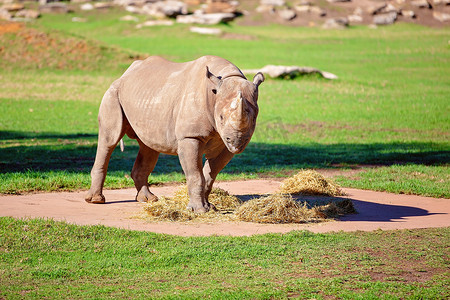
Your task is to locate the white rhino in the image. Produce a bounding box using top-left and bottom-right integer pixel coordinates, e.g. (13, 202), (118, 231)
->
(86, 55), (264, 213)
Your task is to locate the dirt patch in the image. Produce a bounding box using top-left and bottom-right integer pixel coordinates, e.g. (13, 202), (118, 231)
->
(1, 179), (449, 236)
(0, 21), (140, 71)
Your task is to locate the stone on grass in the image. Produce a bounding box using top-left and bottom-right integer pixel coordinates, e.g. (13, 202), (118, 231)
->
(190, 26), (222, 35)
(0, 8), (12, 20)
(80, 3), (94, 11)
(401, 10), (416, 18)
(278, 8), (296, 20)
(15, 9), (40, 19)
(136, 20), (174, 28)
(433, 11), (450, 21)
(120, 14), (139, 22)
(322, 17), (349, 29)
(260, 0), (285, 6)
(177, 12), (236, 24)
(411, 0), (432, 8)
(40, 3), (71, 14)
(242, 65), (338, 80)
(373, 12), (397, 25)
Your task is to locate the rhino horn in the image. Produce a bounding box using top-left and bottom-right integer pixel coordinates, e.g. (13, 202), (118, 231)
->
(230, 92), (249, 127)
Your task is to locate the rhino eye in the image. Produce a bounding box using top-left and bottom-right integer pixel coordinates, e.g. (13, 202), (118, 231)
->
(220, 115), (224, 121)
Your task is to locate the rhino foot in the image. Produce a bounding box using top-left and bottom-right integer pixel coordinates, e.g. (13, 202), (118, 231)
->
(85, 193), (105, 204)
(135, 187), (158, 203)
(187, 202), (216, 214)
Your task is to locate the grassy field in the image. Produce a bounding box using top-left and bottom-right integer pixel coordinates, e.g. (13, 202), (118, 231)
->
(0, 11), (449, 197)
(1, 217), (449, 299)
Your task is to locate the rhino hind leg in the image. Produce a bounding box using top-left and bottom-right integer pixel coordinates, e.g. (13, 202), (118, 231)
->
(131, 141), (159, 203)
(86, 82), (125, 204)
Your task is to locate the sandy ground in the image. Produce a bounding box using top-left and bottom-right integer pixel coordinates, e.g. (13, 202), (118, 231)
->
(1, 180), (449, 236)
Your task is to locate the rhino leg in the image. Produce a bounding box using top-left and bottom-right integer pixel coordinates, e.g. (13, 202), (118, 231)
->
(178, 138), (211, 213)
(203, 148), (235, 199)
(131, 141), (159, 203)
(86, 82), (125, 204)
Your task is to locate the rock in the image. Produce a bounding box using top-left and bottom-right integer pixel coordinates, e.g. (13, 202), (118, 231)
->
(432, 0), (450, 4)
(136, 20), (174, 28)
(256, 4), (275, 13)
(260, 0), (285, 6)
(433, 11), (450, 21)
(373, 12), (397, 25)
(39, 3), (71, 14)
(204, 1), (238, 14)
(80, 3), (94, 11)
(176, 12), (236, 24)
(15, 9), (40, 19)
(120, 15), (139, 21)
(327, 0), (351, 2)
(1, 3), (24, 12)
(278, 8), (296, 20)
(381, 3), (400, 14)
(348, 14), (362, 22)
(94, 2), (114, 10)
(401, 10), (416, 18)
(190, 26), (222, 35)
(367, 3), (387, 15)
(353, 7), (363, 15)
(310, 6), (326, 16)
(142, 0), (188, 18)
(242, 65), (338, 80)
(322, 17), (349, 29)
(0, 8), (11, 20)
(72, 17), (87, 22)
(125, 5), (142, 14)
(411, 0), (432, 8)
(295, 5), (326, 16)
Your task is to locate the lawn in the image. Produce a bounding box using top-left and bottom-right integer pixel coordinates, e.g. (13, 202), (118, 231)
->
(1, 217), (449, 299)
(0, 11), (449, 197)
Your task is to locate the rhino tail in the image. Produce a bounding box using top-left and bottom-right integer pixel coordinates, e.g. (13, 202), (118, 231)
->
(119, 139), (124, 152)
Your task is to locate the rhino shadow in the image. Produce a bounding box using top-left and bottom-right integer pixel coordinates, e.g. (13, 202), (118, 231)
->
(0, 130), (448, 174)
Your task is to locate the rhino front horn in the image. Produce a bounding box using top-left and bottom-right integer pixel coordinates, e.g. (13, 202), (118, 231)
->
(253, 72), (264, 87)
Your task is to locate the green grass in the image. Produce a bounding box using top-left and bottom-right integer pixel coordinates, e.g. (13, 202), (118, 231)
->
(1, 217), (449, 299)
(336, 164), (450, 198)
(0, 13), (449, 196)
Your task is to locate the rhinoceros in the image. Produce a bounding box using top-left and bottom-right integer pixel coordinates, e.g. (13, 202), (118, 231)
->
(85, 55), (264, 213)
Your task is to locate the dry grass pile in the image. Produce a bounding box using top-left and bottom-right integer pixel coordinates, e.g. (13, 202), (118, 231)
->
(143, 185), (241, 222)
(234, 194), (356, 223)
(234, 193), (316, 224)
(142, 170), (354, 223)
(279, 170), (346, 196)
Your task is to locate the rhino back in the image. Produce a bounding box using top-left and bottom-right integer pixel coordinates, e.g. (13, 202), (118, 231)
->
(117, 56), (244, 155)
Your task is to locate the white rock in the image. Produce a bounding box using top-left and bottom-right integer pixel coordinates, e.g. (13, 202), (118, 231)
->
(348, 14), (362, 22)
(119, 15), (139, 22)
(433, 11), (450, 22)
(80, 3), (94, 11)
(260, 0), (285, 6)
(401, 10), (416, 18)
(136, 20), (174, 28)
(278, 8), (296, 20)
(190, 26), (222, 35)
(322, 17), (349, 29)
(411, 0), (432, 8)
(373, 12), (397, 25)
(242, 65), (338, 80)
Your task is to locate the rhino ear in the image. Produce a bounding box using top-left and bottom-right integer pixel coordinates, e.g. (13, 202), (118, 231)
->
(253, 72), (265, 88)
(206, 66), (221, 94)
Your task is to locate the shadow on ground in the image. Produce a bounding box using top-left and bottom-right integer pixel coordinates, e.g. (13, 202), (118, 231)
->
(1, 130), (449, 175)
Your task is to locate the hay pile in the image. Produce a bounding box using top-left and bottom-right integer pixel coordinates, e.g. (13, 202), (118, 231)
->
(142, 170), (355, 224)
(143, 185), (241, 222)
(279, 170), (346, 196)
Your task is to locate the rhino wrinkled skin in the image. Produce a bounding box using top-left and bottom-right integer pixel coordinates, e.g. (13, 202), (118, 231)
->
(85, 55), (264, 213)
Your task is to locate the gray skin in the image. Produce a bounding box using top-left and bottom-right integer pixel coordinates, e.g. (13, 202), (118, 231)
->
(85, 55), (264, 213)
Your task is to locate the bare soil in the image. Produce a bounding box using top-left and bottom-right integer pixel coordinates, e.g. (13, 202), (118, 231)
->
(1, 179), (449, 236)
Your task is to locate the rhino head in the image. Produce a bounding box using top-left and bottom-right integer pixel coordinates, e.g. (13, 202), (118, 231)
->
(207, 67), (264, 154)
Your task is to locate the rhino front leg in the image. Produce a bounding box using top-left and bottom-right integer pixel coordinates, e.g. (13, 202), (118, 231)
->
(203, 148), (234, 199)
(178, 138), (211, 213)
(131, 141), (159, 203)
